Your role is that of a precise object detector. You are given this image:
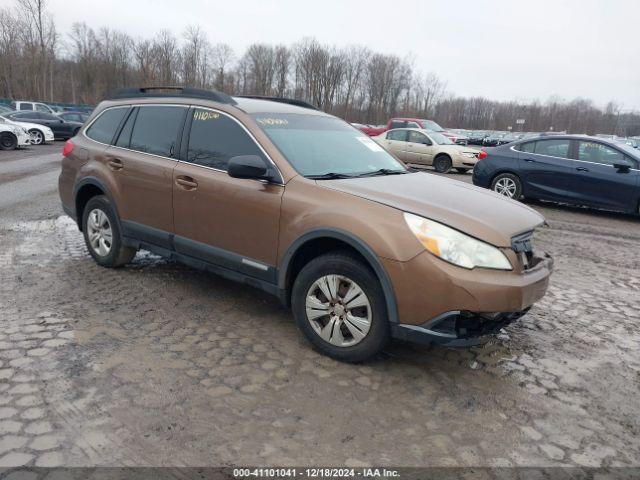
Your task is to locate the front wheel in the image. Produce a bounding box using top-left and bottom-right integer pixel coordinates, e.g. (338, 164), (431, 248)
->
(82, 195), (136, 268)
(433, 155), (452, 173)
(291, 252), (389, 362)
(491, 173), (523, 200)
(29, 129), (44, 145)
(0, 132), (18, 150)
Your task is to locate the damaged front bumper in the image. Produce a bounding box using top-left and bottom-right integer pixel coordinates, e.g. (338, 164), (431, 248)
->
(391, 309), (531, 347)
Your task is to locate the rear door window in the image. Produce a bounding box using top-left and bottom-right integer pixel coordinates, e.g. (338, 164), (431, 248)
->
(387, 130), (408, 141)
(185, 108), (266, 171)
(115, 109), (136, 148)
(19, 103), (34, 111)
(129, 106), (187, 157)
(85, 107), (129, 145)
(534, 139), (570, 158)
(518, 141), (536, 153)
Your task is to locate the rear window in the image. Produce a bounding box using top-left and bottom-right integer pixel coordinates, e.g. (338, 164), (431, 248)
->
(86, 107), (129, 145)
(129, 106), (186, 157)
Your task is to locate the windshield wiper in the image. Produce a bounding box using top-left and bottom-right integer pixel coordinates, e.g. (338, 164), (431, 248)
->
(354, 168), (409, 178)
(306, 172), (355, 180)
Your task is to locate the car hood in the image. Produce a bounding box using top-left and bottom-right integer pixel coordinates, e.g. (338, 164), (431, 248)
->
(320, 172), (545, 247)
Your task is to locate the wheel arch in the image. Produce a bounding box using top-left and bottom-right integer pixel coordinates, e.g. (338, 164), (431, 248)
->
(278, 229), (399, 324)
(73, 177), (118, 232)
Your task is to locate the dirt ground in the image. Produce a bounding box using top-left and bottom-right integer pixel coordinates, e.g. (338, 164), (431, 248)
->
(0, 143), (639, 468)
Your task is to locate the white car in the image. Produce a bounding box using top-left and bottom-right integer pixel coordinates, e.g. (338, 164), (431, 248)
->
(0, 123), (31, 150)
(9, 100), (57, 114)
(373, 128), (480, 173)
(0, 115), (54, 145)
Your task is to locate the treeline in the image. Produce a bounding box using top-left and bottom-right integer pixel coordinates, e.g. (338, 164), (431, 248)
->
(1, 0), (639, 136)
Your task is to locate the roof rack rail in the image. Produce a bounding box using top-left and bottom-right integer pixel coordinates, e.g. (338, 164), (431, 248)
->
(106, 86), (237, 105)
(235, 95), (318, 110)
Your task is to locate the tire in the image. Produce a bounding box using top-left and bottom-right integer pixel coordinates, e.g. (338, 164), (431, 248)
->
(29, 129), (44, 145)
(433, 154), (452, 173)
(291, 252), (389, 362)
(82, 195), (136, 268)
(455, 168), (470, 174)
(491, 172), (523, 200)
(0, 132), (18, 150)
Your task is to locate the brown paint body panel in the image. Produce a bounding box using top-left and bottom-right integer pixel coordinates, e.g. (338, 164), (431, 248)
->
(172, 162), (283, 265)
(59, 94), (553, 334)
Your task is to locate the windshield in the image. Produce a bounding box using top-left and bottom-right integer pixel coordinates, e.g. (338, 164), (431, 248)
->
(252, 113), (407, 177)
(428, 131), (453, 145)
(420, 119), (444, 132)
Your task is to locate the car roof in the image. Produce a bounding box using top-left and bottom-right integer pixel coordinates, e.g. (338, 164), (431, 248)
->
(232, 97), (328, 116)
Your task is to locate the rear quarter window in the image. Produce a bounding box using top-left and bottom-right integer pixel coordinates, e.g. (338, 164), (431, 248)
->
(85, 107), (129, 145)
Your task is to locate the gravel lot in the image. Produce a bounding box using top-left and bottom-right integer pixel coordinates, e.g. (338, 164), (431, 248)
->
(0, 143), (639, 468)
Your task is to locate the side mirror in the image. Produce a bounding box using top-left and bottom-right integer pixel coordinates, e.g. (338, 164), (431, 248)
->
(613, 162), (631, 173)
(227, 155), (273, 181)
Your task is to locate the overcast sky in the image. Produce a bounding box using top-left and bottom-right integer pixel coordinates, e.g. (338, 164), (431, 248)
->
(7, 0), (639, 110)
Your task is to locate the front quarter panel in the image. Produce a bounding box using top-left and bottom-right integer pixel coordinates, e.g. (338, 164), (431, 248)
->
(278, 176), (424, 265)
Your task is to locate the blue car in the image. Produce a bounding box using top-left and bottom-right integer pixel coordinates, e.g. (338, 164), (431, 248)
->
(472, 135), (640, 214)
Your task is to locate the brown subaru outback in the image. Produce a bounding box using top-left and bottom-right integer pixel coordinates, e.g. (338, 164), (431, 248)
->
(58, 87), (553, 362)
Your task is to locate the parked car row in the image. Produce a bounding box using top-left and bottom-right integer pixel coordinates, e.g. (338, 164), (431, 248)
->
(0, 99), (92, 150)
(354, 118), (469, 145)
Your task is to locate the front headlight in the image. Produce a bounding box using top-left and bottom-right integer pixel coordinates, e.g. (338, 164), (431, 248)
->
(403, 212), (512, 270)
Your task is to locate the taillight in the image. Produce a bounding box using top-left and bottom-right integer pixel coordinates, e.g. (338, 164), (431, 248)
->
(477, 150), (488, 160)
(62, 139), (74, 157)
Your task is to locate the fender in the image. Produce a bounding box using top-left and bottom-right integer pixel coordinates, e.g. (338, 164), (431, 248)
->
(278, 228), (399, 324)
(72, 176), (121, 230)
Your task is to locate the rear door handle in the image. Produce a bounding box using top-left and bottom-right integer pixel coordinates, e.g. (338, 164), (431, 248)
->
(576, 167), (589, 172)
(523, 158), (535, 163)
(107, 158), (123, 171)
(176, 175), (198, 190)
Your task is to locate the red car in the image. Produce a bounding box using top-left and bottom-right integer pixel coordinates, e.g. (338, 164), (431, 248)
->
(358, 118), (468, 145)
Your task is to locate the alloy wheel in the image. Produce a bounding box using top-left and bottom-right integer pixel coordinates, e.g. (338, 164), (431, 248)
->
(87, 208), (113, 257)
(305, 274), (372, 347)
(30, 130), (44, 145)
(494, 177), (517, 198)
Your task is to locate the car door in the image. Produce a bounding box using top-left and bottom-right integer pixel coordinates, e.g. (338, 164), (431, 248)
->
(103, 105), (187, 247)
(569, 140), (640, 211)
(382, 129), (409, 160)
(517, 138), (576, 202)
(35, 112), (65, 136)
(172, 107), (284, 282)
(406, 130), (434, 165)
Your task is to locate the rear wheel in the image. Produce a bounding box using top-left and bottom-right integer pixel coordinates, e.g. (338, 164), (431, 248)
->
(29, 129), (44, 145)
(82, 195), (136, 268)
(433, 155), (452, 173)
(491, 173), (522, 200)
(291, 252), (389, 362)
(0, 132), (17, 150)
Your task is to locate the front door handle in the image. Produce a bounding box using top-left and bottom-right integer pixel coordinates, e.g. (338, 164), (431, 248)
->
(576, 167), (589, 172)
(176, 175), (198, 190)
(107, 158), (123, 171)
(523, 158), (535, 163)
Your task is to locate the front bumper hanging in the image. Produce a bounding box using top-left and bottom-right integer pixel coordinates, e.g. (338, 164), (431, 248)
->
(391, 309), (530, 347)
